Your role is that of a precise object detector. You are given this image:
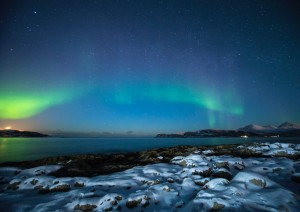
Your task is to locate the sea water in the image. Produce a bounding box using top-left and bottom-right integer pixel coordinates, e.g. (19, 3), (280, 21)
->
(0, 137), (299, 163)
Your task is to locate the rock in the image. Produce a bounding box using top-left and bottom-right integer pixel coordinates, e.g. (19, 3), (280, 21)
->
(272, 167), (282, 173)
(291, 173), (300, 183)
(203, 178), (229, 190)
(126, 200), (139, 208)
(273, 151), (288, 157)
(50, 184), (70, 192)
(202, 150), (214, 155)
(162, 185), (170, 192)
(249, 178), (266, 188)
(35, 170), (46, 176)
(194, 178), (210, 186)
(7, 181), (21, 190)
(34, 185), (43, 190)
(14, 170), (21, 175)
(268, 150), (300, 159)
(142, 201), (150, 208)
(0, 143), (280, 179)
(115, 195), (123, 201)
(234, 164), (244, 170)
(193, 167), (212, 177)
(212, 168), (232, 180)
(212, 202), (225, 210)
(176, 200), (184, 208)
(104, 206), (112, 211)
(74, 204), (97, 211)
(167, 178), (174, 183)
(74, 182), (84, 187)
(126, 196), (149, 209)
(38, 186), (50, 194)
(30, 179), (38, 185)
(147, 179), (161, 185)
(214, 161), (229, 170)
(111, 200), (117, 205)
(179, 160), (187, 167)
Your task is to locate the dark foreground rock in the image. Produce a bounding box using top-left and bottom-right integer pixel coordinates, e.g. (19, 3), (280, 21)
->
(0, 143), (299, 177)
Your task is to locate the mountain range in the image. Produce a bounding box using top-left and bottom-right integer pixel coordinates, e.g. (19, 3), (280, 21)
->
(238, 122), (300, 133)
(156, 122), (300, 138)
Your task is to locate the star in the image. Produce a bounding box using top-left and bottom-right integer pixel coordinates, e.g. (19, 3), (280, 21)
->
(0, 1), (299, 132)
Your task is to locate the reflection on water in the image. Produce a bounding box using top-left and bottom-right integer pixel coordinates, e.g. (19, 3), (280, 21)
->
(0, 137), (40, 162)
(0, 137), (299, 163)
(0, 138), (7, 156)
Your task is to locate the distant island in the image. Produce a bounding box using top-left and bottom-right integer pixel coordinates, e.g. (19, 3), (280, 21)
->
(0, 129), (48, 137)
(156, 122), (300, 138)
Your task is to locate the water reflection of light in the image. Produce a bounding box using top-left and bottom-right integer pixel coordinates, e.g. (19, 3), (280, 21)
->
(0, 138), (36, 163)
(0, 138), (8, 158)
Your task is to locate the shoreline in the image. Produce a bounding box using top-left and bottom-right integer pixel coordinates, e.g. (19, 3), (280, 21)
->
(1, 142), (300, 211)
(2, 137), (300, 164)
(1, 142), (299, 177)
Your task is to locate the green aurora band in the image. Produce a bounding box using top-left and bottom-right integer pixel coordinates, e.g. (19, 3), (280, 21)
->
(0, 83), (243, 125)
(0, 89), (79, 119)
(111, 83), (243, 128)
(113, 83), (244, 115)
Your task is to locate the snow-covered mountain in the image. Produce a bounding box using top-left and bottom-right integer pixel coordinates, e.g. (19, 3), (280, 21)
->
(238, 122), (300, 133)
(157, 122), (300, 138)
(278, 122), (300, 130)
(238, 124), (277, 133)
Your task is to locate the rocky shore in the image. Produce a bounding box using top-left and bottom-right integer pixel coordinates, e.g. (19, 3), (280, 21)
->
(1, 142), (299, 178)
(1, 142), (300, 211)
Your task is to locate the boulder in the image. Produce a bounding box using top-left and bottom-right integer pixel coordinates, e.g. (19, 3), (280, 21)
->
(74, 182), (84, 187)
(214, 161), (229, 170)
(7, 181), (21, 190)
(74, 204), (97, 211)
(194, 178), (210, 186)
(50, 184), (70, 192)
(212, 202), (225, 210)
(249, 178), (266, 188)
(30, 179), (38, 185)
(126, 199), (140, 208)
(212, 168), (232, 181)
(192, 167), (212, 177)
(38, 186), (50, 194)
(291, 173), (300, 183)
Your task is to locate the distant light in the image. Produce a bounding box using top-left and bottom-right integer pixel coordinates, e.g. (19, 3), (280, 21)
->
(241, 135), (248, 138)
(33, 11), (37, 14)
(5, 126), (11, 130)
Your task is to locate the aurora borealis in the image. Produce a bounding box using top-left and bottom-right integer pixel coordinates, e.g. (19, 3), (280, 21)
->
(0, 0), (300, 135)
(0, 87), (84, 119)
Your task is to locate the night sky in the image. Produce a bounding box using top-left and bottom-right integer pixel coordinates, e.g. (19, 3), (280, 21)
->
(1, 0), (300, 135)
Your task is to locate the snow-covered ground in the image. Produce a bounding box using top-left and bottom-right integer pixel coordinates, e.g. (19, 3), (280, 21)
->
(1, 142), (300, 211)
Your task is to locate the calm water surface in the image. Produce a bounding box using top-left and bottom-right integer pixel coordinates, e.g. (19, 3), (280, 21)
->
(0, 137), (299, 163)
